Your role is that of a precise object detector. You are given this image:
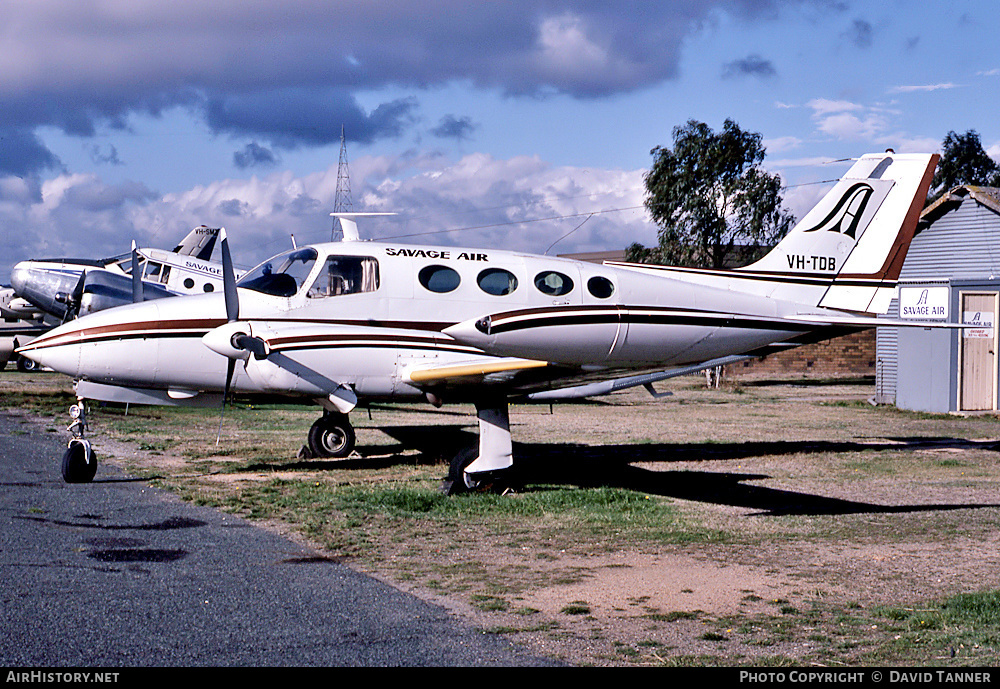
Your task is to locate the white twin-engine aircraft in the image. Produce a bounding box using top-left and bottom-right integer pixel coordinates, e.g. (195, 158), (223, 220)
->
(10, 225), (231, 322)
(20, 152), (940, 491)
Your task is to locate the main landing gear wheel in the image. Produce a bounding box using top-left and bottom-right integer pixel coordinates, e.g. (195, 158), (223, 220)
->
(445, 447), (517, 495)
(447, 447), (486, 494)
(307, 412), (356, 459)
(61, 439), (97, 483)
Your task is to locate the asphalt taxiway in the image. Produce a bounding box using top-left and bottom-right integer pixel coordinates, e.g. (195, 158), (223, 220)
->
(0, 409), (560, 667)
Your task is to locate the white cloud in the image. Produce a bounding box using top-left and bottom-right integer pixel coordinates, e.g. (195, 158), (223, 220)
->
(535, 14), (611, 77)
(806, 99), (863, 116)
(889, 83), (961, 93)
(987, 144), (1000, 164)
(0, 153), (655, 282)
(763, 136), (803, 153)
(815, 112), (889, 140)
(804, 98), (897, 144)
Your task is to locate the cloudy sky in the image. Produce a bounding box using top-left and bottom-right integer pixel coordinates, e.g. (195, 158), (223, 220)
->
(2, 0), (997, 282)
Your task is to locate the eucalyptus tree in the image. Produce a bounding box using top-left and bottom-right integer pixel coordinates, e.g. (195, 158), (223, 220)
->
(627, 119), (794, 268)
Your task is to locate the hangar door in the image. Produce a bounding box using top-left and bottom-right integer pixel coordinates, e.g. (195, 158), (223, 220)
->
(960, 292), (998, 411)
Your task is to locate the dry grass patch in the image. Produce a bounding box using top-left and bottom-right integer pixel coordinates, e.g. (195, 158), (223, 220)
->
(5, 370), (1000, 666)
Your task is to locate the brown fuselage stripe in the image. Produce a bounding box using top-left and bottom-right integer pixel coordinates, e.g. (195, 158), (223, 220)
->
(24, 304), (833, 355)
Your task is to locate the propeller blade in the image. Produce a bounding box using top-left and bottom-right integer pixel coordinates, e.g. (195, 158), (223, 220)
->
(62, 271), (88, 322)
(220, 228), (239, 323)
(216, 228), (245, 444)
(72, 270), (86, 302)
(131, 241), (144, 304)
(217, 357), (237, 446)
(225, 357), (236, 403)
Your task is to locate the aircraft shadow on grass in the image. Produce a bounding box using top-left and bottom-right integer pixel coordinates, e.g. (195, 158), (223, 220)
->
(228, 422), (1000, 518)
(367, 426), (1000, 518)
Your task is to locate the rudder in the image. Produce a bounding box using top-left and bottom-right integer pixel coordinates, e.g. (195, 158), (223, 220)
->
(740, 152), (938, 313)
(172, 226), (221, 261)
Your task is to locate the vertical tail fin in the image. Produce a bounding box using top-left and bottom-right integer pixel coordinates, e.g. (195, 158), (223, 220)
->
(742, 152), (938, 314)
(172, 226), (221, 261)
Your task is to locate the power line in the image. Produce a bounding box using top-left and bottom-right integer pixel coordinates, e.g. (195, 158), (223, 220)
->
(376, 205), (648, 241)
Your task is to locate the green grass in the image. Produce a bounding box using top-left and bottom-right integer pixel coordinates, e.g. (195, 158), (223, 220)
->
(201, 479), (726, 551)
(864, 591), (1000, 663)
(684, 591), (1000, 667)
(9, 372), (1000, 667)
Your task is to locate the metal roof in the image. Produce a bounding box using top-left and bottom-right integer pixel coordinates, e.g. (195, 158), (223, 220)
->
(920, 185), (1000, 228)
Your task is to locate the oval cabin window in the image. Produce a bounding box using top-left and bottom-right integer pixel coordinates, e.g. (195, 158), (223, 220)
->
(534, 271), (574, 296)
(418, 265), (461, 293)
(587, 276), (615, 299)
(477, 268), (518, 296)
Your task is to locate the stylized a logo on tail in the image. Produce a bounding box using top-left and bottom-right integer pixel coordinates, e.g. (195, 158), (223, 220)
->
(802, 182), (874, 239)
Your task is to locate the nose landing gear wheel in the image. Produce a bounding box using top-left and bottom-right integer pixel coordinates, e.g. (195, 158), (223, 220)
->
(307, 413), (356, 458)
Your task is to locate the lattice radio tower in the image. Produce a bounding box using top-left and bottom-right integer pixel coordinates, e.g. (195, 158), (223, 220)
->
(332, 125), (353, 240)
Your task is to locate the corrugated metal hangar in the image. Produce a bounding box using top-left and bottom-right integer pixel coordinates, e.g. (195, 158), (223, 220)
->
(877, 186), (1000, 412)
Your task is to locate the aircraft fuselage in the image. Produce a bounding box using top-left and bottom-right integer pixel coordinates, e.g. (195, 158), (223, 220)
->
(21, 239), (826, 404)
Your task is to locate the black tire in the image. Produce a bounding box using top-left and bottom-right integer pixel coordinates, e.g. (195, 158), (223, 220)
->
(61, 441), (97, 483)
(449, 446), (523, 495)
(307, 414), (356, 458)
(16, 355), (39, 373)
(445, 447), (521, 496)
(447, 447), (483, 494)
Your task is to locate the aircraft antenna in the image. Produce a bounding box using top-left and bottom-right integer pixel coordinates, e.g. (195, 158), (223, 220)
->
(332, 125), (353, 241)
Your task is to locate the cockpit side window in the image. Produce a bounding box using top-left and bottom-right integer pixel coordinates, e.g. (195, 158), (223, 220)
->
(307, 256), (380, 298)
(238, 248), (318, 297)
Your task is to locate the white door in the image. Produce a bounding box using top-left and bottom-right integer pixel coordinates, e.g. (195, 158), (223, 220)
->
(959, 292), (998, 411)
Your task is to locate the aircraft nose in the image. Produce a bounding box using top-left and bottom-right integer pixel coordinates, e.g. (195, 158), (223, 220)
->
(10, 262), (29, 294)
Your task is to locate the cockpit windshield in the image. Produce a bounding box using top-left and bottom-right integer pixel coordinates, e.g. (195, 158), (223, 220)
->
(237, 248), (318, 297)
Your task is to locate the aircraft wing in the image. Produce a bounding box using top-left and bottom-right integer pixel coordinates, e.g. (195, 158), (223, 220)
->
(794, 312), (971, 329)
(74, 380), (224, 407)
(524, 354), (754, 400)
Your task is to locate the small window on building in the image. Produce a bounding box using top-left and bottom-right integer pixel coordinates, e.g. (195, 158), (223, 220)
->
(587, 276), (615, 299)
(534, 271), (574, 296)
(478, 268), (518, 296)
(418, 265), (461, 293)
